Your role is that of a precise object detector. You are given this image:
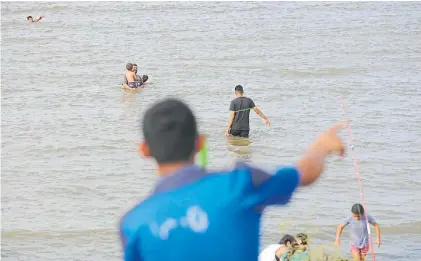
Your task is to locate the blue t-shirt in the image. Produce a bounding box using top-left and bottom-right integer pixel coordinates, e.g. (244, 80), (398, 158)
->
(119, 161), (301, 261)
(343, 215), (376, 248)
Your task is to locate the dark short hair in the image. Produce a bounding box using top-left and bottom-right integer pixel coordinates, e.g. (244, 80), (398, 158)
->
(351, 203), (364, 215)
(235, 85), (244, 93)
(27, 16), (32, 20)
(126, 63), (133, 70)
(279, 234), (295, 246)
(133, 63), (137, 66)
(142, 98), (198, 163)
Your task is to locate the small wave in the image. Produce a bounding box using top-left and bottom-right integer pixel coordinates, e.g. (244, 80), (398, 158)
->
(1, 2), (68, 15)
(280, 68), (353, 77)
(1, 228), (116, 239)
(26, 144), (124, 155)
(381, 221), (421, 235)
(3, 221), (421, 239)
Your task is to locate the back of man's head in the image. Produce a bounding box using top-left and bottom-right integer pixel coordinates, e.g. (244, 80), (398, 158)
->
(279, 234), (295, 246)
(142, 98), (198, 164)
(234, 85), (244, 94)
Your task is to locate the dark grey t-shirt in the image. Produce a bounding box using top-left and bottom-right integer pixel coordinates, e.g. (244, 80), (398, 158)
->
(229, 97), (255, 131)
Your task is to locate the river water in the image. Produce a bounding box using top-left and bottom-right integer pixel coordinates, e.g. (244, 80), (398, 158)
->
(1, 2), (421, 261)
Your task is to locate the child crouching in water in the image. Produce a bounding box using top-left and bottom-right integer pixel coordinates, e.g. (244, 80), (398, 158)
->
(335, 204), (381, 261)
(280, 233), (309, 261)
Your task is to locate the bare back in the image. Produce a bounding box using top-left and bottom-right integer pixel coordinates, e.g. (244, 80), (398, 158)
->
(125, 70), (135, 82)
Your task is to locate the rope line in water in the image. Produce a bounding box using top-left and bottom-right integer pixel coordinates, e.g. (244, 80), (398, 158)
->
(230, 108), (253, 112)
(340, 95), (376, 261)
(229, 106), (260, 113)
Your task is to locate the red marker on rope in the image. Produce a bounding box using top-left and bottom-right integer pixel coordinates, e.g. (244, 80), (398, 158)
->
(340, 95), (376, 261)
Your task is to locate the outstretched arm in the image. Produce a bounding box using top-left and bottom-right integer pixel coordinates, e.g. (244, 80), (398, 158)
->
(297, 124), (345, 186)
(34, 16), (44, 22)
(240, 123), (346, 209)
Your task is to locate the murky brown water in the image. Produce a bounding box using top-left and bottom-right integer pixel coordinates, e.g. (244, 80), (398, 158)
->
(2, 2), (421, 260)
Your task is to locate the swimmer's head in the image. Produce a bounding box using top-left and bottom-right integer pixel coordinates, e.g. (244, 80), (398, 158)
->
(351, 203), (364, 220)
(279, 234), (295, 248)
(132, 63), (138, 73)
(234, 85), (244, 96)
(139, 98), (205, 166)
(126, 63), (133, 71)
(27, 16), (33, 22)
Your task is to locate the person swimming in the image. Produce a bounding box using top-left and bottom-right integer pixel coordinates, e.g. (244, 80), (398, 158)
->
(27, 16), (44, 22)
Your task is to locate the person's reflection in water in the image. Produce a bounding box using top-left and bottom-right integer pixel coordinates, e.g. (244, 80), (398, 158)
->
(120, 91), (139, 119)
(226, 136), (252, 161)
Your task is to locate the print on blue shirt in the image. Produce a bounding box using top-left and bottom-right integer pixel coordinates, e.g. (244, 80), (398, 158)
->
(119, 162), (301, 261)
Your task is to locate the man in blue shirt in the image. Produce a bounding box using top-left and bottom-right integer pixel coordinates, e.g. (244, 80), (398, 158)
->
(119, 98), (346, 261)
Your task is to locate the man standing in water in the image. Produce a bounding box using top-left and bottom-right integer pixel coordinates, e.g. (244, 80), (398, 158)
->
(225, 85), (270, 138)
(132, 63), (148, 86)
(119, 98), (346, 261)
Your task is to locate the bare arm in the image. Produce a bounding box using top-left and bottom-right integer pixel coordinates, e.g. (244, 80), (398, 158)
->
(297, 124), (345, 186)
(374, 223), (381, 243)
(296, 142), (328, 186)
(370, 219), (381, 246)
(335, 224), (345, 244)
(253, 107), (268, 121)
(34, 16), (44, 22)
(225, 111), (235, 135)
(237, 123), (345, 210)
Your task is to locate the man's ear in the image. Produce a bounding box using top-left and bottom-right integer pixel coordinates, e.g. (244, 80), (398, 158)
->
(137, 141), (151, 158)
(195, 134), (206, 154)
